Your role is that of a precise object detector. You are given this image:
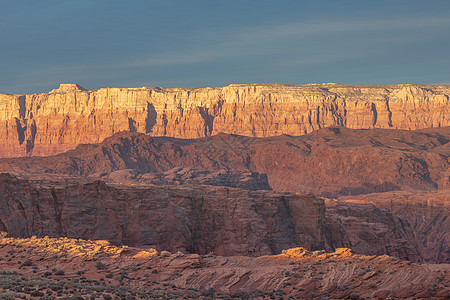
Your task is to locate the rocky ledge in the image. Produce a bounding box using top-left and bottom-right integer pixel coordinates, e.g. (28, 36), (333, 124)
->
(0, 83), (448, 157)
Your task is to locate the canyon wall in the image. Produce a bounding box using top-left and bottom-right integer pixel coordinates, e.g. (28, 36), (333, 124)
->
(0, 173), (325, 256)
(0, 83), (449, 157)
(331, 189), (450, 263)
(1, 172), (448, 262)
(2, 127), (448, 196)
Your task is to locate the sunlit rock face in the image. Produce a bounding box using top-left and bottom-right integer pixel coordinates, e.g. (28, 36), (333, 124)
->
(0, 83), (448, 158)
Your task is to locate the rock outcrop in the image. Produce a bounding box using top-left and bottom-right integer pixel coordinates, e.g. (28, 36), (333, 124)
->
(2, 127), (448, 196)
(330, 189), (450, 263)
(1, 172), (449, 262)
(0, 128), (448, 262)
(1, 236), (449, 299)
(0, 83), (449, 158)
(105, 168), (272, 191)
(0, 173), (324, 256)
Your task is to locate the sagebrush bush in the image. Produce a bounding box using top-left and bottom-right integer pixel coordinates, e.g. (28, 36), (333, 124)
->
(160, 250), (171, 258)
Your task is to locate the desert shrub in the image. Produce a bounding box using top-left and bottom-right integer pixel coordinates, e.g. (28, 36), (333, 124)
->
(30, 291), (44, 297)
(201, 288), (216, 297)
(160, 251), (171, 258)
(0, 291), (20, 299)
(308, 291), (317, 298)
(0, 231), (8, 239)
(96, 262), (106, 270)
(22, 259), (33, 266)
(63, 283), (73, 289)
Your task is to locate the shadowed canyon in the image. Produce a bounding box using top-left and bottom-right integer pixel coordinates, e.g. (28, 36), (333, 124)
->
(0, 83), (449, 299)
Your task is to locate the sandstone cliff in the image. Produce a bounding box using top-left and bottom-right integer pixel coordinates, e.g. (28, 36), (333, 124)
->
(1, 172), (449, 262)
(0, 173), (325, 256)
(0, 83), (449, 157)
(331, 189), (450, 263)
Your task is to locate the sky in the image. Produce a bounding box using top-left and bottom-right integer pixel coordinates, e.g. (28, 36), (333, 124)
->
(1, 0), (450, 94)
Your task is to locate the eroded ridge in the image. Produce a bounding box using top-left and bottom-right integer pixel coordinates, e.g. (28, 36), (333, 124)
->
(0, 83), (449, 157)
(0, 235), (449, 299)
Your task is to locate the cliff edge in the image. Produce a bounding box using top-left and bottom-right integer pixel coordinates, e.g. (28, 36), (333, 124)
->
(0, 83), (448, 157)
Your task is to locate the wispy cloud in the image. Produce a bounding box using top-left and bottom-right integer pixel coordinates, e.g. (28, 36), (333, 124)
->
(6, 14), (449, 93)
(236, 15), (450, 42)
(128, 15), (450, 68)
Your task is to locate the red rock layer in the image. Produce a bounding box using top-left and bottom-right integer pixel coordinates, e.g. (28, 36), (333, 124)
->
(1, 172), (449, 262)
(0, 173), (324, 256)
(332, 189), (450, 263)
(1, 237), (449, 299)
(2, 127), (448, 196)
(0, 83), (449, 157)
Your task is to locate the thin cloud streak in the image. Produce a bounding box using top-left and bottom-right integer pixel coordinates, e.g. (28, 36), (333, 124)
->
(235, 15), (450, 43)
(129, 15), (450, 68)
(5, 12), (448, 93)
(276, 52), (370, 67)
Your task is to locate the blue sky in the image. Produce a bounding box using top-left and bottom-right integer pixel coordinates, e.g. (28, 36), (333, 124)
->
(1, 0), (450, 93)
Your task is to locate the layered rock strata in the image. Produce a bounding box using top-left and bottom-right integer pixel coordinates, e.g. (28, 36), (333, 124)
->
(0, 83), (449, 157)
(0, 173), (324, 256)
(2, 127), (448, 196)
(1, 237), (449, 299)
(331, 189), (450, 263)
(105, 167), (272, 191)
(0, 128), (448, 262)
(1, 173), (449, 262)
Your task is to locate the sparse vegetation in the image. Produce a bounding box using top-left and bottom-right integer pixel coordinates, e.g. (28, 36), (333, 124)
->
(160, 250), (171, 258)
(0, 236), (447, 299)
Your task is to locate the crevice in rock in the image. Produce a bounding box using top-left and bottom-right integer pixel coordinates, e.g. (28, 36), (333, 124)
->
(145, 102), (157, 134)
(371, 103), (378, 126)
(128, 117), (137, 132)
(15, 117), (26, 145)
(18, 96), (26, 119)
(198, 107), (214, 136)
(50, 189), (64, 236)
(26, 119), (37, 156)
(0, 219), (7, 233)
(386, 100), (393, 127)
